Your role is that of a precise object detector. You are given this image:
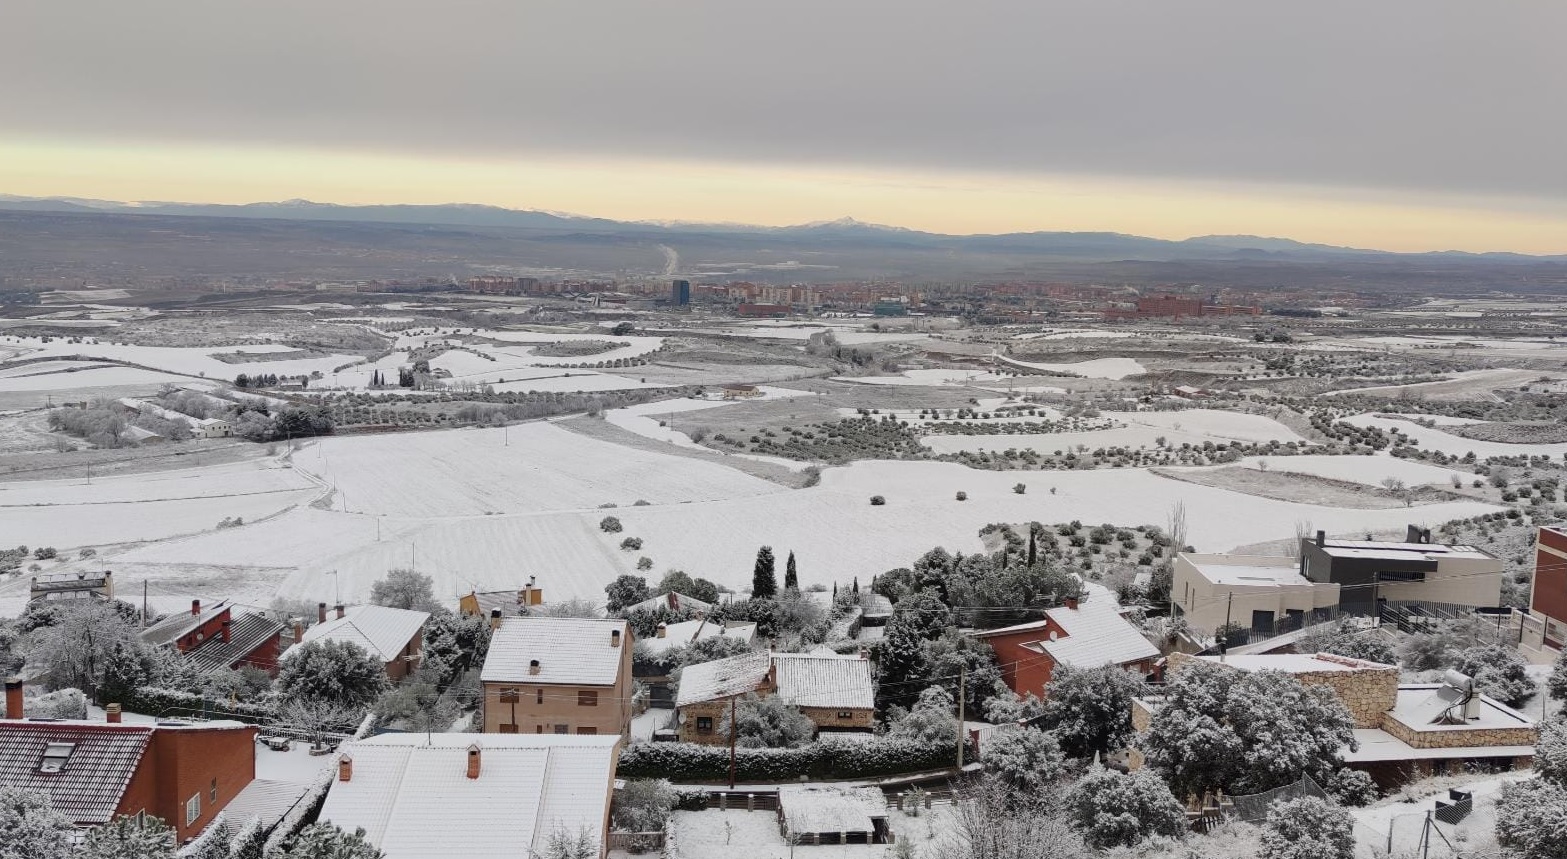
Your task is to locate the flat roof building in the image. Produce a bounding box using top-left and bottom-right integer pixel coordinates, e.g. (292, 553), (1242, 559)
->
(1299, 528), (1502, 615)
(1172, 553), (1339, 641)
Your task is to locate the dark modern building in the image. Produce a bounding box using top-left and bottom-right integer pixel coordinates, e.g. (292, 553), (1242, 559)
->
(1298, 527), (1502, 616)
(671, 279), (690, 306)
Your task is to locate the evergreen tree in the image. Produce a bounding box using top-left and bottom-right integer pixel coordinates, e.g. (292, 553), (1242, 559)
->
(751, 546), (777, 599)
(784, 551), (798, 591)
(79, 814), (177, 859)
(282, 823), (384, 859)
(0, 786), (74, 859)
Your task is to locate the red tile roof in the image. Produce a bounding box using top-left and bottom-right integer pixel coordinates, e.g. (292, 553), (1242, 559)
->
(0, 721), (152, 824)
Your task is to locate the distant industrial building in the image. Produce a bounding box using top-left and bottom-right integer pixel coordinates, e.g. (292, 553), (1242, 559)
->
(671, 279), (690, 305)
(1104, 293), (1261, 321)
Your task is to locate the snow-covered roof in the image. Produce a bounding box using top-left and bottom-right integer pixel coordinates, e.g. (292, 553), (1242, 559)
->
(283, 605), (429, 663)
(319, 733), (620, 859)
(1387, 684), (1534, 733)
(778, 785), (886, 835)
(675, 651), (771, 708)
(481, 616), (629, 686)
(639, 619), (756, 656)
(1342, 728), (1535, 764)
(623, 591), (716, 615)
(1318, 540), (1493, 561)
(984, 598), (1158, 670)
(674, 651), (875, 710)
(772, 653), (875, 711)
(1181, 555), (1311, 587)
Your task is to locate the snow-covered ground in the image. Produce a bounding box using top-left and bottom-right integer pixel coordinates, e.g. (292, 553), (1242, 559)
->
(667, 804), (956, 859)
(1221, 454), (1472, 487)
(0, 458), (318, 549)
(1344, 413), (1567, 458)
(994, 355), (1147, 380)
(1350, 772), (1527, 858)
(293, 423), (783, 517)
(0, 362), (193, 392)
(605, 388), (817, 451)
(0, 336), (362, 383)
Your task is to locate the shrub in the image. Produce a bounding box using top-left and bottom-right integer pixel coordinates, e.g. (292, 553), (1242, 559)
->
(600, 516), (623, 533)
(870, 495), (886, 506)
(1013, 483), (1027, 494)
(617, 737), (949, 781)
(1066, 767), (1188, 849)
(1260, 796), (1352, 859)
(955, 491), (968, 501)
(619, 537), (643, 551)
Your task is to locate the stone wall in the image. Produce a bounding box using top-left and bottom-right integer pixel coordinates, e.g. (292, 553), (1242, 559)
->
(1382, 717), (1538, 750)
(1165, 652), (1396, 728)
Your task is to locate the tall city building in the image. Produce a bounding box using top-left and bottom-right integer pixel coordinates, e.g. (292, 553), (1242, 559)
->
(671, 279), (691, 305)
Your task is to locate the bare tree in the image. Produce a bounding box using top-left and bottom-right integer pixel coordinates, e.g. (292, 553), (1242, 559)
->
(1166, 501), (1188, 553)
(1290, 520), (1315, 559)
(274, 699), (361, 749)
(933, 780), (1084, 859)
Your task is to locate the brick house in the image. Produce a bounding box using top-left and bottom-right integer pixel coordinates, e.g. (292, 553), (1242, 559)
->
(140, 599), (285, 677)
(0, 684), (257, 841)
(675, 651), (875, 744)
(1133, 654), (1537, 789)
(281, 604), (428, 682)
(479, 616), (634, 737)
(974, 596), (1159, 698)
(1524, 525), (1567, 653)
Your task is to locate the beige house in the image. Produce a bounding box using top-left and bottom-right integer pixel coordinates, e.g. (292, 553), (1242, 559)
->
(1173, 553), (1340, 638)
(1134, 653), (1536, 789)
(479, 616), (633, 737)
(675, 650), (875, 744)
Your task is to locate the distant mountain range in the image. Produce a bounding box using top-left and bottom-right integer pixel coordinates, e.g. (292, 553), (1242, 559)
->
(3, 194), (1562, 264)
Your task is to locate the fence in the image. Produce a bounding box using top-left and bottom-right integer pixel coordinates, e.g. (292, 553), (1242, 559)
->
(607, 831), (666, 854)
(1227, 775), (1328, 824)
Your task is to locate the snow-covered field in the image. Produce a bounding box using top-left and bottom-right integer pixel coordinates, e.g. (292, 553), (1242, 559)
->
(995, 355), (1147, 380)
(0, 459), (318, 549)
(294, 423), (783, 517)
(1220, 454), (1473, 487)
(0, 362), (191, 391)
(920, 410), (1302, 455)
(605, 388), (816, 450)
(1323, 368), (1548, 399)
(0, 337), (362, 383)
(1344, 413), (1567, 459)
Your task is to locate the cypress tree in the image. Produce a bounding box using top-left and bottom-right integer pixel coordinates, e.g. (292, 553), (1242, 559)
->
(784, 551), (798, 591)
(752, 546), (777, 599)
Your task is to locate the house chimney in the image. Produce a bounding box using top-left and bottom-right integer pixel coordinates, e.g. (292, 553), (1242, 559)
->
(318, 602), (328, 624)
(1065, 596), (1079, 611)
(466, 744), (482, 780)
(220, 620), (231, 643)
(335, 604), (345, 620)
(490, 608), (503, 631)
(656, 623), (667, 639)
(529, 659), (541, 676)
(611, 629), (622, 648)
(5, 678), (23, 719)
(338, 755), (353, 782)
(1315, 530), (1326, 547)
(106, 703), (122, 724)
(292, 618), (304, 642)
(858, 647), (868, 660)
(191, 599), (202, 616)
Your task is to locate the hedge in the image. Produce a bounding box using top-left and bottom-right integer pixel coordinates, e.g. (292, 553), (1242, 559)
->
(121, 686), (277, 725)
(618, 737), (952, 782)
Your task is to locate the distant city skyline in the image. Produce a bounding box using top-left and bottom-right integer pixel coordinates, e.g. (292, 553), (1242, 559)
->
(4, 0), (1563, 254)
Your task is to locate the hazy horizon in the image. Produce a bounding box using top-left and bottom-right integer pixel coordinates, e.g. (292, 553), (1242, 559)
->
(4, 0), (1564, 254)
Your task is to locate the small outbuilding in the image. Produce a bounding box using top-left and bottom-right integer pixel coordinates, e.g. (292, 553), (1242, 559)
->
(777, 785), (890, 845)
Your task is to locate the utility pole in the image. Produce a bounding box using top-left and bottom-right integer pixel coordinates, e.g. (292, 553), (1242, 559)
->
(1220, 592), (1234, 659)
(728, 696), (738, 790)
(956, 665), (967, 769)
(142, 581), (148, 629)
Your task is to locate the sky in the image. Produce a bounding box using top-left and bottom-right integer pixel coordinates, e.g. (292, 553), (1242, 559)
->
(3, 0), (1564, 253)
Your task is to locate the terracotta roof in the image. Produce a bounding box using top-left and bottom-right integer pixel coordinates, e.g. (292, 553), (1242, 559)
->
(0, 721), (151, 824)
(140, 602), (229, 648)
(186, 613), (285, 674)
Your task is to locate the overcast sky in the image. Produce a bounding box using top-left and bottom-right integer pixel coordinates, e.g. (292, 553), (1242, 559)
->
(3, 1), (1564, 251)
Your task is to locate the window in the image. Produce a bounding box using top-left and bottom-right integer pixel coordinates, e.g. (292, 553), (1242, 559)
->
(577, 726), (598, 735)
(39, 743), (76, 774)
(499, 723), (519, 734)
(554, 724), (569, 734)
(836, 711), (854, 720)
(536, 689), (544, 705)
(210, 778), (218, 804)
(696, 716), (714, 734)
(185, 794), (201, 827)
(578, 691), (598, 707)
